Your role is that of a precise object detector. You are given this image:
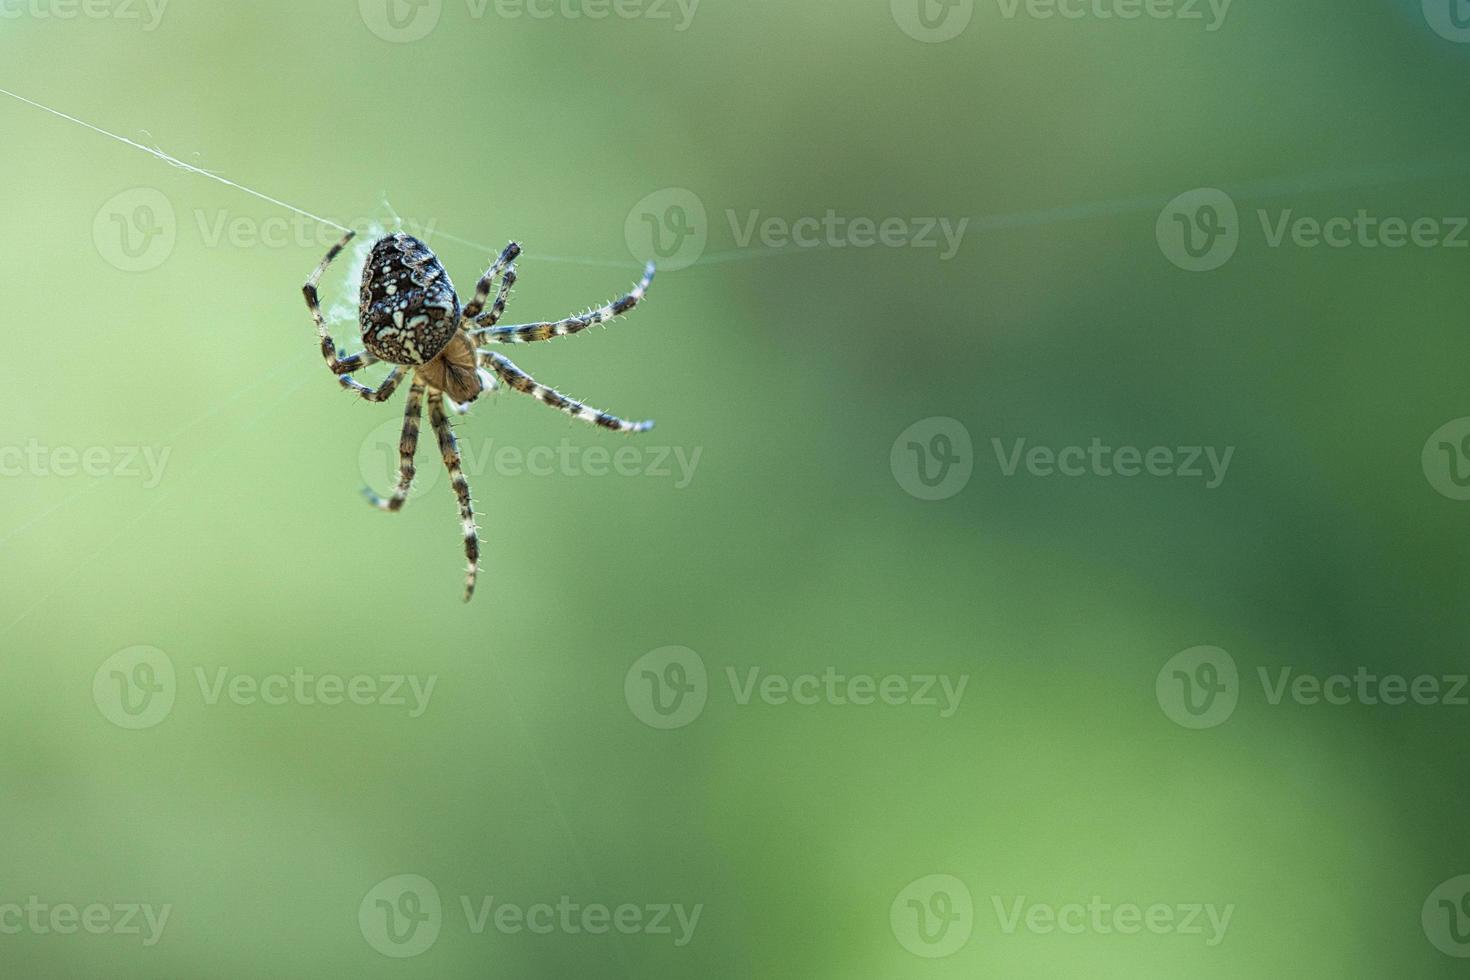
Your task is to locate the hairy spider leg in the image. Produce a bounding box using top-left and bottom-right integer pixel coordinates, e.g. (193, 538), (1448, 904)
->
(304, 229), (380, 376)
(472, 262), (654, 344)
(427, 391), (481, 602)
(477, 350), (654, 434)
(363, 380), (426, 513)
(460, 241), (521, 321)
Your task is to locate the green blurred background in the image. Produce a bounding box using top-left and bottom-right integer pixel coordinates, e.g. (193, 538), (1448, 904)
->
(2, 0), (1470, 975)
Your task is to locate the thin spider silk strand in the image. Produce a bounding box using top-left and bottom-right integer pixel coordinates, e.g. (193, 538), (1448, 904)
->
(0, 85), (667, 270)
(0, 83), (849, 272)
(0, 85), (354, 234)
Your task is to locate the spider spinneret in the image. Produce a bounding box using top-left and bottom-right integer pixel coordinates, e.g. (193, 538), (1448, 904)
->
(303, 229), (659, 602)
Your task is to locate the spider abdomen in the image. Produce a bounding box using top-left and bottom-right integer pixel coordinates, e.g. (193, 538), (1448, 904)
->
(359, 233), (461, 365)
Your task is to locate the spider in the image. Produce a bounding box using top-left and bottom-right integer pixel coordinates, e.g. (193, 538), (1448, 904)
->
(303, 229), (658, 602)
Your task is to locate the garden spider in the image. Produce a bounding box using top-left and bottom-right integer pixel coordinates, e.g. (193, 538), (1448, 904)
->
(303, 229), (657, 602)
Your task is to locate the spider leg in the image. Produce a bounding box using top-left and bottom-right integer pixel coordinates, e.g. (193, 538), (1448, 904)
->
(471, 262), (654, 345)
(363, 380), (425, 512)
(449, 260), (514, 417)
(460, 241), (521, 321)
(303, 229), (371, 375)
(427, 390), (480, 602)
(478, 350), (654, 434)
(334, 349), (380, 375)
(340, 365), (408, 403)
(467, 261), (517, 330)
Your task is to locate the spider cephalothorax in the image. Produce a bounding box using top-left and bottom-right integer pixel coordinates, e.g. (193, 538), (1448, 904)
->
(303, 229), (658, 601)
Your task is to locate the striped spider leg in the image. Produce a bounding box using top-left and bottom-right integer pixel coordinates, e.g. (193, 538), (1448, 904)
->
(477, 350), (655, 434)
(461, 240), (521, 320)
(469, 262), (655, 346)
(449, 254), (518, 415)
(426, 390), (480, 601)
(363, 380), (426, 513)
(303, 229), (391, 395)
